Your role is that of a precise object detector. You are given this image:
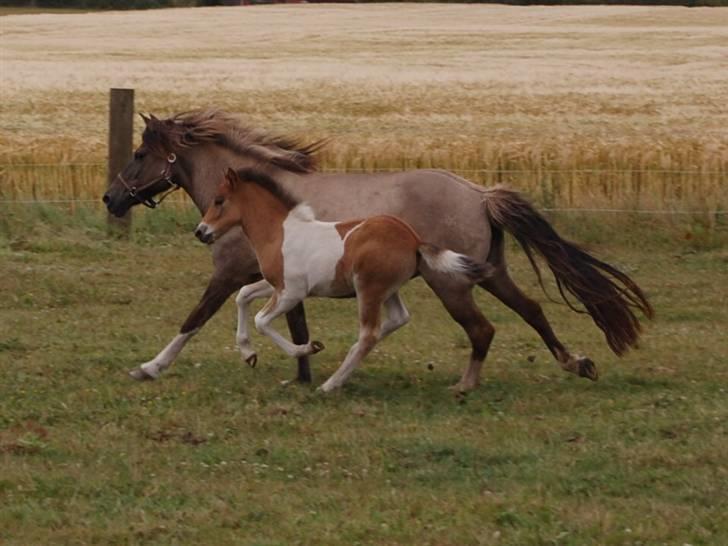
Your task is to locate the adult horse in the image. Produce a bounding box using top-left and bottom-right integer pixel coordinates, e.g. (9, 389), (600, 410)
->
(103, 110), (653, 390)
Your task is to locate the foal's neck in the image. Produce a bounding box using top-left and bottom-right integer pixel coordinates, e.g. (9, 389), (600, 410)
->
(234, 184), (296, 254)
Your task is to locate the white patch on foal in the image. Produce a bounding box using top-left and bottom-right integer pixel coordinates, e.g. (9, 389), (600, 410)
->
(281, 204), (347, 297)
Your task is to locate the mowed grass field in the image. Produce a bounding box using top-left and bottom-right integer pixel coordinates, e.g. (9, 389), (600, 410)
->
(1, 4), (728, 545)
(0, 220), (727, 545)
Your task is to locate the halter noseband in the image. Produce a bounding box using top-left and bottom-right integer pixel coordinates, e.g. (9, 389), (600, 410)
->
(115, 153), (181, 209)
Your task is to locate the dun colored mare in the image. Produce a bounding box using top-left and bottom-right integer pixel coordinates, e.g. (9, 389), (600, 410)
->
(195, 168), (488, 391)
(103, 110), (653, 390)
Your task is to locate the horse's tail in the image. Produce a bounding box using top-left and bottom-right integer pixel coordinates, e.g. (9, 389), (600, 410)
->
(481, 185), (654, 356)
(418, 243), (487, 282)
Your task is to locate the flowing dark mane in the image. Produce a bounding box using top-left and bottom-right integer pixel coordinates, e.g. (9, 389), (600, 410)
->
(235, 168), (301, 211)
(142, 109), (324, 173)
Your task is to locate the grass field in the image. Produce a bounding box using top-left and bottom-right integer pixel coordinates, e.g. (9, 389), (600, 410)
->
(1, 219), (727, 545)
(1, 4), (728, 545)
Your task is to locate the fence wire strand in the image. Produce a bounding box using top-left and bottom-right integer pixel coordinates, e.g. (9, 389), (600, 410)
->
(1, 163), (726, 215)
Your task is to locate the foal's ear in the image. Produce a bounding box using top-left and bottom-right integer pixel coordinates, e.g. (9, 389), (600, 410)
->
(139, 113), (151, 126)
(224, 167), (239, 189)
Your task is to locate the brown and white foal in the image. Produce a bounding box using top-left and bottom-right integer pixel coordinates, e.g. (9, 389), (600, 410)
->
(195, 168), (488, 392)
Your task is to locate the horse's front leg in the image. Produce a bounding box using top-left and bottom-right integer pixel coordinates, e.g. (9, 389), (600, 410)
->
(235, 279), (274, 367)
(254, 295), (325, 359)
(285, 302), (312, 383)
(130, 274), (242, 380)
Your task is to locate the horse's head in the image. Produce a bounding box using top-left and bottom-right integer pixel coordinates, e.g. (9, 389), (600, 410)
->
(103, 114), (182, 217)
(195, 168), (242, 245)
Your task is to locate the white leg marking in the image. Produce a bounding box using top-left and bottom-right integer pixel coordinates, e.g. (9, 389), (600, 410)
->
(235, 280), (274, 363)
(319, 327), (379, 392)
(254, 295), (320, 358)
(130, 330), (198, 380)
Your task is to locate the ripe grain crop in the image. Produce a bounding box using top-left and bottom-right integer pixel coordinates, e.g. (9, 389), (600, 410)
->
(1, 5), (727, 218)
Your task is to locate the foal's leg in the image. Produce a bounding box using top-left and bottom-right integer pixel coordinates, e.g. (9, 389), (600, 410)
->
(130, 274), (242, 380)
(480, 270), (598, 380)
(379, 292), (410, 340)
(318, 291), (384, 393)
(254, 294), (325, 359)
(235, 279), (274, 367)
(422, 272), (495, 392)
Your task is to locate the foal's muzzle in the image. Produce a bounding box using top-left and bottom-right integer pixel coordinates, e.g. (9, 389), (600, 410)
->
(194, 223), (215, 245)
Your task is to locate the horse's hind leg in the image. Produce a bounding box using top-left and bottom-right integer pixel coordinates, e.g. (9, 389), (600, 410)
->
(379, 292), (410, 340)
(422, 273), (495, 392)
(318, 290), (384, 393)
(480, 270), (598, 380)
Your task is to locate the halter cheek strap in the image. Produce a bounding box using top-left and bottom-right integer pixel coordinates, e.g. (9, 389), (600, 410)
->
(115, 153), (181, 209)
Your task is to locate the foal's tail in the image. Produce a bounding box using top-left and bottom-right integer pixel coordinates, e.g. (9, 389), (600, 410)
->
(482, 185), (654, 356)
(418, 243), (487, 282)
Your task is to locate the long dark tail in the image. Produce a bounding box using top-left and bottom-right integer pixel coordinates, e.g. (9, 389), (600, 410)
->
(482, 185), (654, 356)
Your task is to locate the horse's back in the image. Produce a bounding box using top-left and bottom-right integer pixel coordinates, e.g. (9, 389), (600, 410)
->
(288, 169), (492, 261)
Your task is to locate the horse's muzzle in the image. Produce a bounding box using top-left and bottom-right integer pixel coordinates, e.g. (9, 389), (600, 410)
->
(102, 191), (131, 217)
(194, 223), (215, 245)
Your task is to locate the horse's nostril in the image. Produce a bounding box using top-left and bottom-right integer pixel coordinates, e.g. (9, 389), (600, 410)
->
(102, 194), (111, 204)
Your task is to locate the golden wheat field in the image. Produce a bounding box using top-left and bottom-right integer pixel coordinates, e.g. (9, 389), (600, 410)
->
(1, 4), (728, 216)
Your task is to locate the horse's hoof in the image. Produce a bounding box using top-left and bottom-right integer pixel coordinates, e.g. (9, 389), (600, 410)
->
(449, 381), (477, 393)
(317, 382), (335, 393)
(129, 367), (156, 381)
(577, 357), (599, 381)
(246, 353), (258, 368)
(310, 340), (325, 354)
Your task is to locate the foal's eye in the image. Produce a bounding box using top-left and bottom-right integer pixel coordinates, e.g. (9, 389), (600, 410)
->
(214, 196), (224, 206)
(133, 150), (145, 160)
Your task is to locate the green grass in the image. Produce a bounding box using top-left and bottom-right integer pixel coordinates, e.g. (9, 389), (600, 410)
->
(0, 213), (727, 545)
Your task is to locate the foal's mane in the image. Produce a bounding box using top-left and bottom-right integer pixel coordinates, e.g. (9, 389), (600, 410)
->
(235, 168), (301, 211)
(143, 109), (324, 173)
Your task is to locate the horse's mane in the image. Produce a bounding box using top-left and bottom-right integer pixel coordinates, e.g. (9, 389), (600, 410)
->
(142, 109), (324, 174)
(235, 167), (302, 211)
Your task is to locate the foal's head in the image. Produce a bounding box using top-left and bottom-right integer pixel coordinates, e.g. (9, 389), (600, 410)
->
(195, 168), (244, 244)
(195, 167), (300, 244)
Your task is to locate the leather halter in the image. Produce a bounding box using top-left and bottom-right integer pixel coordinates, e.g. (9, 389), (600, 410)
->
(115, 153), (181, 209)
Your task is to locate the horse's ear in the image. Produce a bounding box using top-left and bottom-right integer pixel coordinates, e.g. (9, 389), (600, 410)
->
(139, 113), (151, 126)
(225, 167), (239, 189)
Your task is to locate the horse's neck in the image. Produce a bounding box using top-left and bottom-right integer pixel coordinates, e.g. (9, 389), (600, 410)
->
(235, 184), (292, 257)
(181, 144), (267, 214)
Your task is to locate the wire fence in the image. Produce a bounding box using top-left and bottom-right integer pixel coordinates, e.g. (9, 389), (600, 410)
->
(1, 162), (726, 217)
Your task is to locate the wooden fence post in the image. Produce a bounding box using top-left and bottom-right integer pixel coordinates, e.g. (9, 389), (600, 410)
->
(107, 88), (134, 236)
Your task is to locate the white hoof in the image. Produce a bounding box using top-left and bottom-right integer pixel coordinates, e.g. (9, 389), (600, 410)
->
(129, 367), (158, 381)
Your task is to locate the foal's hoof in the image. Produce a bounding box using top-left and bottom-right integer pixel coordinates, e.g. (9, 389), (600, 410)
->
(245, 353), (258, 368)
(129, 367), (156, 381)
(449, 379), (479, 393)
(310, 340), (325, 354)
(577, 357), (599, 381)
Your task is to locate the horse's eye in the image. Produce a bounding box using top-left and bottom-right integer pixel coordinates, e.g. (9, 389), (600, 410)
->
(134, 150), (145, 160)
(214, 196), (224, 206)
